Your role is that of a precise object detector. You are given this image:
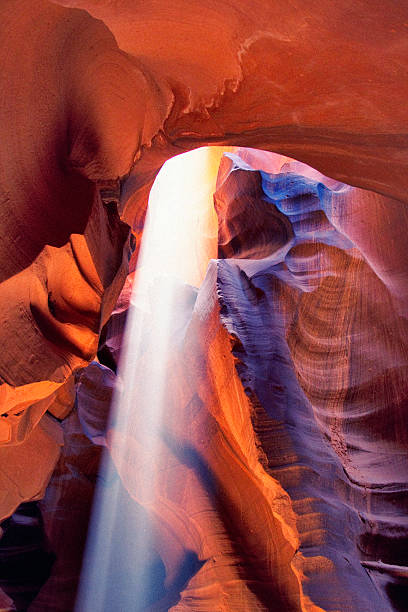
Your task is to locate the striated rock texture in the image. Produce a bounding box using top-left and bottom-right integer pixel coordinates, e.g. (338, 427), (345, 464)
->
(28, 150), (407, 611)
(0, 0), (407, 507)
(54, 0), (408, 202)
(0, 0), (135, 520)
(0, 0), (408, 609)
(60, 149), (408, 611)
(212, 149), (408, 610)
(105, 263), (316, 611)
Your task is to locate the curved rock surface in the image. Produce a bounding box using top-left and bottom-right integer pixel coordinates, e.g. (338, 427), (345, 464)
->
(213, 149), (408, 610)
(0, 0), (408, 610)
(36, 150), (406, 611)
(55, 0), (408, 203)
(106, 263), (315, 611)
(1, 0), (407, 458)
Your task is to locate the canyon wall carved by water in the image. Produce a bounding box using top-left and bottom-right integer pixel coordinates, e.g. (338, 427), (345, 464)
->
(0, 1), (408, 610)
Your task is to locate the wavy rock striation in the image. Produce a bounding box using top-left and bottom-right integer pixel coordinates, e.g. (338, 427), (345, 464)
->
(105, 262), (316, 611)
(213, 149), (408, 610)
(13, 147), (408, 611)
(1, 0), (408, 512)
(0, 0), (408, 609)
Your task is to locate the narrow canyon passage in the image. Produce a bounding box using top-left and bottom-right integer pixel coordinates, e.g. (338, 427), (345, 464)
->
(1, 142), (408, 611)
(1, 1), (408, 610)
(70, 148), (408, 611)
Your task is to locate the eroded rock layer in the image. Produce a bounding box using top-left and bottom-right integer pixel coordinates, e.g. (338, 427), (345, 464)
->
(2, 148), (407, 610)
(105, 262), (314, 611)
(1, 0), (408, 609)
(1, 0), (408, 513)
(213, 149), (408, 611)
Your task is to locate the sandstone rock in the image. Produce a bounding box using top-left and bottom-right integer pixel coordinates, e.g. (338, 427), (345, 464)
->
(0, 415), (63, 522)
(98, 272), (135, 372)
(0, 502), (55, 610)
(0, 588), (15, 611)
(28, 408), (104, 612)
(76, 361), (116, 445)
(213, 149), (408, 610)
(55, 0), (408, 202)
(103, 262), (318, 611)
(0, 0), (408, 609)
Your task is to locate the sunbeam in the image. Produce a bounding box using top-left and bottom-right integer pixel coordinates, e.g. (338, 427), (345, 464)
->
(75, 147), (227, 611)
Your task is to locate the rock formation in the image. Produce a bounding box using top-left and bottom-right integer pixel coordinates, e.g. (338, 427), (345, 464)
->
(0, 0), (408, 610)
(212, 150), (408, 610)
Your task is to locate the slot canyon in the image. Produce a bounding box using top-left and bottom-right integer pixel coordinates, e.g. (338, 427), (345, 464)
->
(0, 1), (408, 610)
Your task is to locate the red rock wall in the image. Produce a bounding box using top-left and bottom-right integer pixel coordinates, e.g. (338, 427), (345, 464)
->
(213, 149), (408, 610)
(0, 0), (408, 610)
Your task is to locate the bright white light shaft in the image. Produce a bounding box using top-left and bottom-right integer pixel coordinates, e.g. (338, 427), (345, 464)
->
(75, 147), (226, 611)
